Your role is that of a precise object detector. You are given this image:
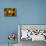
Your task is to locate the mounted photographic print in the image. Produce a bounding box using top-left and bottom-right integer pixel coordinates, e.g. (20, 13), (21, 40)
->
(4, 8), (16, 16)
(18, 24), (46, 41)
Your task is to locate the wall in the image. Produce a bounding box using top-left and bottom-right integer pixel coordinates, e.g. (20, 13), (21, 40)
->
(0, 0), (46, 44)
